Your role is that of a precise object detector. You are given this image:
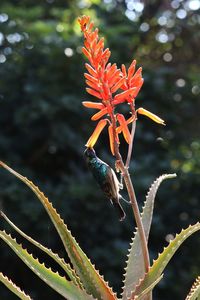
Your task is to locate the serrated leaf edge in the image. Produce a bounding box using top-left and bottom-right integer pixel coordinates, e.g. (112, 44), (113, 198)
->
(0, 230), (95, 300)
(129, 223), (200, 299)
(0, 161), (116, 300)
(0, 210), (83, 290)
(186, 276), (200, 300)
(122, 174), (176, 299)
(135, 274), (163, 300)
(0, 272), (32, 300)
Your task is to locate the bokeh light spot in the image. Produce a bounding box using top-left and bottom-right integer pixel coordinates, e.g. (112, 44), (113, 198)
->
(165, 234), (175, 242)
(0, 32), (4, 45)
(176, 9), (187, 19)
(140, 22), (150, 32)
(0, 13), (8, 23)
(64, 48), (74, 57)
(173, 93), (182, 102)
(156, 30), (169, 43)
(176, 78), (186, 87)
(192, 85), (200, 94)
(188, 0), (200, 10)
(163, 52), (173, 62)
(158, 16), (167, 26)
(0, 54), (6, 63)
(56, 24), (64, 32)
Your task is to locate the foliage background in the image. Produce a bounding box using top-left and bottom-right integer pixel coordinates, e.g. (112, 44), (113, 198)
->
(0, 0), (200, 299)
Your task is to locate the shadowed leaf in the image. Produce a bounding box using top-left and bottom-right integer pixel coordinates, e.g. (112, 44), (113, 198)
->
(122, 174), (176, 299)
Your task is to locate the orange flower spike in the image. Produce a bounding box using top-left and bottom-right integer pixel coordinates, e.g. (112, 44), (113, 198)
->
(82, 47), (93, 64)
(108, 69), (121, 87)
(106, 63), (117, 78)
(111, 77), (126, 93)
(102, 84), (110, 100)
(113, 87), (137, 104)
(86, 88), (102, 99)
(130, 67), (142, 86)
(132, 79), (144, 99)
(121, 64), (127, 77)
(85, 80), (100, 91)
(91, 107), (108, 121)
(78, 15), (90, 32)
(116, 115), (135, 134)
(94, 37), (104, 54)
(82, 101), (105, 110)
(108, 125), (115, 155)
(117, 114), (131, 144)
(87, 21), (94, 34)
(85, 64), (98, 78)
(128, 60), (136, 81)
(137, 107), (165, 125)
(86, 119), (108, 148)
(84, 73), (98, 84)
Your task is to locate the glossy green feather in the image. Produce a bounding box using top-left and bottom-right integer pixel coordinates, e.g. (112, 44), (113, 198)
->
(84, 148), (126, 221)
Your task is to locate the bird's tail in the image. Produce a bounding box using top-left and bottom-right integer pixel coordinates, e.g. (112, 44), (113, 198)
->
(112, 200), (126, 221)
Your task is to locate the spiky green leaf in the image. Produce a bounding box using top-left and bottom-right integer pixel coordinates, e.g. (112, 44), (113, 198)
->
(131, 223), (200, 299)
(135, 274), (163, 300)
(186, 276), (200, 300)
(0, 230), (95, 300)
(0, 161), (116, 300)
(1, 211), (83, 290)
(0, 272), (32, 300)
(122, 174), (176, 299)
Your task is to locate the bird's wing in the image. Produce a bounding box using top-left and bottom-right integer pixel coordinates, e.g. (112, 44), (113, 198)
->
(105, 166), (120, 200)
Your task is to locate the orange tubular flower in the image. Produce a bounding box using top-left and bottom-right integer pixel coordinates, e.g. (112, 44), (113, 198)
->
(86, 119), (108, 148)
(116, 114), (132, 144)
(78, 15), (165, 154)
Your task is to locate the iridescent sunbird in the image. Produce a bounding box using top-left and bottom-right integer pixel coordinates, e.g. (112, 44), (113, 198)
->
(84, 147), (126, 221)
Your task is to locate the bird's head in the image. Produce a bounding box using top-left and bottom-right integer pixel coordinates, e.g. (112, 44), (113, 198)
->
(84, 147), (96, 161)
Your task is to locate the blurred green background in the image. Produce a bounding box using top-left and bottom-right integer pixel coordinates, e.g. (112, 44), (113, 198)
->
(0, 0), (200, 299)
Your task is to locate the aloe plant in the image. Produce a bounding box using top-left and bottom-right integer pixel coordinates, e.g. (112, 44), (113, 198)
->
(0, 15), (199, 300)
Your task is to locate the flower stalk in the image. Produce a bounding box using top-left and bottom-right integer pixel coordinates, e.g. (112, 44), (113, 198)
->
(78, 15), (165, 298)
(110, 111), (150, 274)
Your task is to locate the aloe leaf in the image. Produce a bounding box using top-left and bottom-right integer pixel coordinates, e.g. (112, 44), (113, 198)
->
(135, 274), (163, 300)
(130, 222), (200, 299)
(0, 230), (95, 300)
(0, 161), (116, 300)
(0, 272), (32, 300)
(122, 174), (176, 299)
(0, 211), (83, 290)
(186, 276), (200, 300)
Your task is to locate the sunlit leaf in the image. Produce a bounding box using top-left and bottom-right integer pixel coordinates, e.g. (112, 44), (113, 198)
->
(135, 274), (163, 300)
(0, 161), (117, 300)
(122, 174), (176, 299)
(0, 231), (94, 300)
(186, 276), (200, 300)
(0, 272), (32, 300)
(131, 223), (200, 299)
(1, 211), (83, 290)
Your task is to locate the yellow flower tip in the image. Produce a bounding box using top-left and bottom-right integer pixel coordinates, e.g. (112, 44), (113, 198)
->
(137, 107), (165, 125)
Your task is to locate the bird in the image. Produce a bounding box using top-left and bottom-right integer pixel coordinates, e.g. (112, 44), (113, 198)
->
(84, 147), (126, 221)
